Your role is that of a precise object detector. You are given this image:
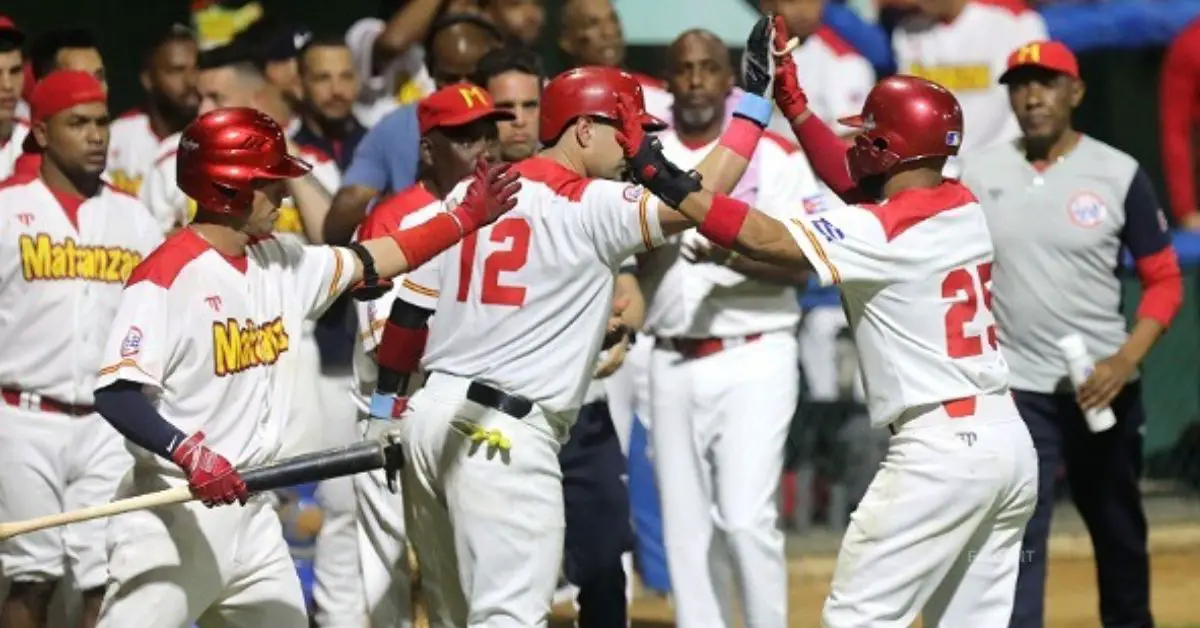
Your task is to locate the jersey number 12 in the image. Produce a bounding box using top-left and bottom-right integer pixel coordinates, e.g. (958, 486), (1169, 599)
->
(942, 262), (996, 358)
(456, 218), (532, 306)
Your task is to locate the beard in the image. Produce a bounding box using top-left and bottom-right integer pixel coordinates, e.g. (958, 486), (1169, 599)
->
(674, 103), (720, 134)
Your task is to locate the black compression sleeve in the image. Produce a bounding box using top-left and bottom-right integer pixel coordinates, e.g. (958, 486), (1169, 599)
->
(94, 381), (188, 461)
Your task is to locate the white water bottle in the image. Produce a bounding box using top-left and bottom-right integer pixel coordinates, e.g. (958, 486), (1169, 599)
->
(1056, 334), (1117, 433)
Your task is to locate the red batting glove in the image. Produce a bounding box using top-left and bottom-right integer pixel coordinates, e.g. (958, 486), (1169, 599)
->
(613, 92), (647, 159)
(170, 431), (248, 508)
(448, 157), (522, 233)
(772, 15), (809, 123)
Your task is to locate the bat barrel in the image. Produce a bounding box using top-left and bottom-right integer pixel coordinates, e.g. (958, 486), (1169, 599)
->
(243, 440), (389, 493)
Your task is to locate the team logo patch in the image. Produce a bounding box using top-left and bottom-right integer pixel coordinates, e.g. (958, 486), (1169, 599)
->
(811, 217), (845, 242)
(802, 195), (826, 215)
(121, 326), (143, 357)
(1067, 192), (1107, 228)
(622, 185), (644, 202)
(945, 131), (961, 147)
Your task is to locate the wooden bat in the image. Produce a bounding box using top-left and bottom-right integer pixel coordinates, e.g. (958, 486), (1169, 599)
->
(0, 437), (404, 542)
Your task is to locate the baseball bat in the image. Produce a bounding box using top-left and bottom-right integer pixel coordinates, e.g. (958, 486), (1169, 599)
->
(0, 438), (403, 542)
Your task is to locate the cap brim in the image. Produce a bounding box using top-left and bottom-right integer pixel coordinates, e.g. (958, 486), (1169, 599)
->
(998, 63), (1077, 85)
(640, 113), (668, 132)
(256, 154), (312, 181)
(837, 114), (865, 129)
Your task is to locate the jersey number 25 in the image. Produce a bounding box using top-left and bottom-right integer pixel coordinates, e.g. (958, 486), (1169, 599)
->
(942, 262), (996, 359)
(457, 218), (532, 306)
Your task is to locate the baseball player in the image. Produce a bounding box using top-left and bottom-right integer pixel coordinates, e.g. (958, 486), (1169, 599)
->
(640, 29), (818, 628)
(106, 25), (199, 198)
(350, 82), (516, 627)
(959, 41), (1183, 628)
(378, 62), (779, 625)
(0, 70), (162, 628)
(621, 15), (1039, 625)
(87, 106), (518, 627)
(0, 15), (28, 181)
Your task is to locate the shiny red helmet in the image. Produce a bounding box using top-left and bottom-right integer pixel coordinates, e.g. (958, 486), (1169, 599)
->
(539, 66), (667, 145)
(838, 76), (963, 183)
(177, 107), (310, 215)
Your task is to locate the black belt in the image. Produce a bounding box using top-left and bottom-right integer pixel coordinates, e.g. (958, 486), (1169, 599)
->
(466, 381), (533, 419)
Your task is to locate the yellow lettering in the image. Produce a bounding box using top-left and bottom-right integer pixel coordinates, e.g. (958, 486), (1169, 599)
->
(19, 234), (51, 280)
(210, 316), (290, 377)
(1015, 44), (1041, 64)
(17, 233), (143, 282)
(458, 85), (489, 108)
(108, 170), (143, 196)
(905, 64), (990, 92)
(213, 320), (243, 377)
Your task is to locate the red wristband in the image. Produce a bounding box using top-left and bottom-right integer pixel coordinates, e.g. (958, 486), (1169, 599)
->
(389, 212), (463, 269)
(377, 322), (428, 372)
(698, 194), (749, 250)
(718, 117), (763, 161)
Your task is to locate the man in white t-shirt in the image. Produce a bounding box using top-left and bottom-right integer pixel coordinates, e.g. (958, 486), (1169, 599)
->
(891, 0), (1047, 153)
(89, 106), (519, 627)
(625, 18), (1037, 624)
(0, 15), (29, 182)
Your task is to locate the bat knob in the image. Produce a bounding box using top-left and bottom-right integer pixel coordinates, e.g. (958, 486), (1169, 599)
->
(382, 436), (406, 494)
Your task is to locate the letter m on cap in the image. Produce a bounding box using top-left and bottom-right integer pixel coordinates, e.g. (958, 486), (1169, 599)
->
(458, 86), (489, 108)
(1015, 44), (1041, 64)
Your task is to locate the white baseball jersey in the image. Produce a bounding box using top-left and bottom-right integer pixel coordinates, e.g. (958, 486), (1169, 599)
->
(106, 109), (169, 197)
(770, 27), (874, 138)
(892, 0), (1047, 153)
(396, 157), (666, 423)
(0, 121), (30, 182)
(94, 229), (356, 472)
(783, 181), (1009, 426)
(0, 174), (163, 405)
(641, 129), (820, 338)
(345, 17), (437, 127)
(350, 183), (442, 413)
(140, 133), (341, 236)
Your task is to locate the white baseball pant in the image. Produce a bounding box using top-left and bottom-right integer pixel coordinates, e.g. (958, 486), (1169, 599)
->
(354, 449), (412, 627)
(821, 392), (1038, 627)
(400, 372), (564, 628)
(96, 468), (307, 627)
(649, 330), (798, 628)
(602, 333), (654, 457)
(0, 405), (130, 591)
(282, 325), (364, 627)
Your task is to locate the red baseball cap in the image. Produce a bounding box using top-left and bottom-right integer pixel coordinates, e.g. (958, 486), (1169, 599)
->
(999, 40), (1079, 84)
(22, 70), (107, 153)
(418, 82), (515, 135)
(0, 15), (23, 46)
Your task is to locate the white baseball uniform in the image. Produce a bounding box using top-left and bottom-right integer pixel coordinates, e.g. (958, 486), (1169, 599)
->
(768, 27), (875, 139)
(640, 129), (817, 628)
(390, 156), (665, 626)
(0, 121), (30, 182)
(92, 229), (357, 626)
(349, 184), (444, 628)
(892, 0), (1047, 154)
(0, 174), (161, 592)
(106, 108), (170, 197)
(783, 181), (1038, 626)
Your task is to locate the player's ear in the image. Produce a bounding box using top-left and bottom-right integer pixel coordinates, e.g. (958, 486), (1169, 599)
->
(418, 137), (434, 168)
(574, 117), (592, 149)
(139, 69), (152, 94)
(1068, 78), (1085, 109)
(31, 121), (49, 151)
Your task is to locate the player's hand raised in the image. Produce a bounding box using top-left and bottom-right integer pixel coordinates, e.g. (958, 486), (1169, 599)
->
(170, 431), (248, 508)
(450, 157), (521, 233)
(770, 15), (810, 123)
(742, 14), (778, 98)
(614, 94), (702, 208)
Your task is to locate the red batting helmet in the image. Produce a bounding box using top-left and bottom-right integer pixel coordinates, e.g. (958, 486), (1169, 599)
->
(539, 66), (667, 145)
(838, 76), (963, 183)
(177, 107), (310, 215)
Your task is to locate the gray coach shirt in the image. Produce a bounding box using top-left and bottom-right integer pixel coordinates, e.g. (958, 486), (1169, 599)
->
(959, 135), (1173, 393)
